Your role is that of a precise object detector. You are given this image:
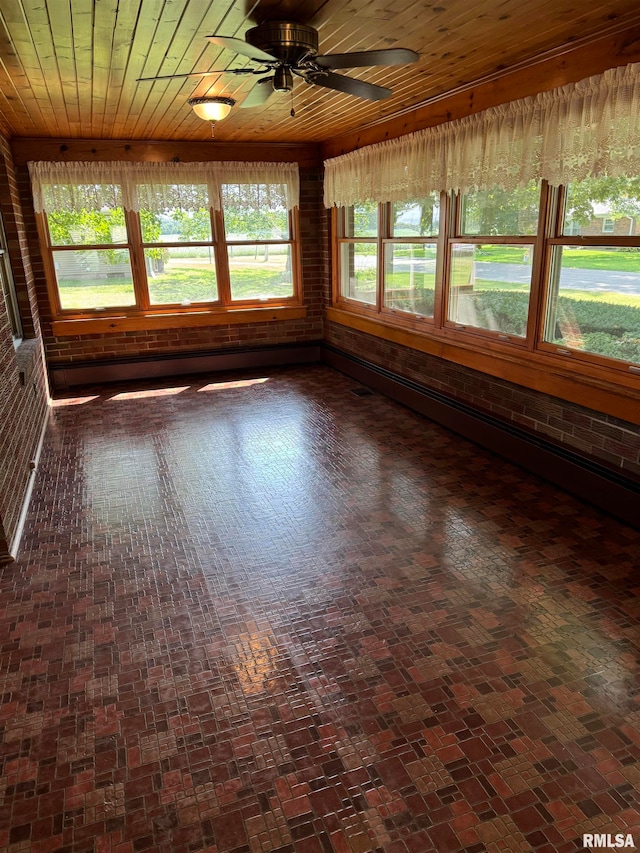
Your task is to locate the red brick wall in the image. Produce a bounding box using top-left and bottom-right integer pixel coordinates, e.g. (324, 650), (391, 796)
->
(579, 216), (640, 237)
(16, 164), (327, 365)
(0, 137), (49, 559)
(325, 320), (640, 478)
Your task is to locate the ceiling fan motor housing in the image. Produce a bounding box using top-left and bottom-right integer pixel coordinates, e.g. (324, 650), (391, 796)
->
(246, 21), (319, 64)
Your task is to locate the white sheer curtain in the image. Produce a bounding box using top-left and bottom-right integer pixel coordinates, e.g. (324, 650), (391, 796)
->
(28, 160), (300, 213)
(324, 62), (640, 207)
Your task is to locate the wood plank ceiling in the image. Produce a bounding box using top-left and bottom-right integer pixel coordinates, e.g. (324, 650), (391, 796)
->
(0, 0), (639, 144)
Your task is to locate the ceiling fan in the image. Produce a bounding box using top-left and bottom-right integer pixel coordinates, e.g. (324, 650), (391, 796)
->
(138, 21), (419, 107)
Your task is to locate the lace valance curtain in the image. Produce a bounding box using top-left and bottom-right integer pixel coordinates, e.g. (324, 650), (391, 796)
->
(28, 160), (300, 214)
(324, 62), (640, 207)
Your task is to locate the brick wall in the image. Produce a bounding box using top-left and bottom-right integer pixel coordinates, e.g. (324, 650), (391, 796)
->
(579, 216), (640, 237)
(325, 321), (640, 478)
(0, 137), (49, 560)
(16, 164), (328, 366)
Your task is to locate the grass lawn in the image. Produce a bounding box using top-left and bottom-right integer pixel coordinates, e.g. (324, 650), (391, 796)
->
(477, 245), (640, 271)
(58, 263), (293, 310)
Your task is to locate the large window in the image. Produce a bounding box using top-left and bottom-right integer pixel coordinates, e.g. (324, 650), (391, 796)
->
(30, 161), (301, 321)
(337, 202), (378, 306)
(543, 177), (640, 368)
(222, 183), (294, 302)
(384, 197), (439, 319)
(333, 177), (640, 380)
(140, 183), (218, 307)
(445, 182), (542, 341)
(336, 196), (440, 318)
(0, 213), (22, 342)
(47, 184), (135, 311)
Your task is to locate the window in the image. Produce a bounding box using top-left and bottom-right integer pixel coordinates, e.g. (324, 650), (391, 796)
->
(447, 182), (541, 340)
(29, 161), (301, 323)
(47, 184), (135, 311)
(543, 176), (640, 368)
(0, 213), (22, 342)
(332, 175), (640, 395)
(602, 217), (615, 233)
(384, 196), (439, 319)
(336, 196), (441, 318)
(140, 183), (218, 307)
(222, 182), (295, 302)
(337, 202), (378, 306)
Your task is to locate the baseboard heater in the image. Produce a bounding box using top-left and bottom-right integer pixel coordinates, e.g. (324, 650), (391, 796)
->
(322, 344), (640, 529)
(49, 342), (322, 390)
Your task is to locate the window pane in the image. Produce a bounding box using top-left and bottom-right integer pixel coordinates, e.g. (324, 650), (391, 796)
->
(340, 243), (377, 304)
(344, 204), (378, 238)
(228, 245), (293, 300)
(448, 243), (532, 336)
(145, 247), (218, 305)
(0, 214), (22, 339)
(53, 249), (135, 310)
(563, 176), (640, 237)
(544, 246), (640, 365)
(141, 207), (212, 243)
(383, 243), (435, 317)
(222, 184), (290, 240)
(391, 196), (440, 237)
(48, 207), (127, 246)
(460, 182), (540, 236)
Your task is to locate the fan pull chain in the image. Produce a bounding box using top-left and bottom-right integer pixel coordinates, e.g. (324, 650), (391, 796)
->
(290, 90), (295, 118)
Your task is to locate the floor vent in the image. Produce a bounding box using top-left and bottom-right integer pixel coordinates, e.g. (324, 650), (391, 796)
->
(350, 387), (374, 397)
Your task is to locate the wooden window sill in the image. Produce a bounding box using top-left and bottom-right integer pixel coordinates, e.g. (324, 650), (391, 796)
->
(52, 305), (307, 337)
(325, 306), (640, 424)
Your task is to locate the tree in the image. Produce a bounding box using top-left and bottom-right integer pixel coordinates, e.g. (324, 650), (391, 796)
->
(461, 182), (541, 235)
(173, 208), (212, 241)
(564, 176), (640, 226)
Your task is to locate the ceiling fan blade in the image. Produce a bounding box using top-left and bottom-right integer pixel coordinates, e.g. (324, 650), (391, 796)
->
(241, 77), (276, 108)
(207, 35), (277, 63)
(315, 48), (419, 69)
(307, 71), (391, 101)
(137, 68), (257, 82)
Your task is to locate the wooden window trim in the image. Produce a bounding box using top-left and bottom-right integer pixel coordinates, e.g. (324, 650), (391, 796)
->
(37, 196), (304, 328)
(325, 305), (640, 424)
(51, 305), (307, 337)
(330, 187), (640, 419)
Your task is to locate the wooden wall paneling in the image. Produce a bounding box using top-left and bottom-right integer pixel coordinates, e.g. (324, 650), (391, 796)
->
(2, 1), (640, 143)
(129, 0), (195, 140)
(134, 1), (213, 140)
(69, 0), (97, 138)
(92, 0), (124, 138)
(100, 0), (157, 139)
(9, 137), (322, 168)
(110, 0), (170, 139)
(0, 0), (61, 137)
(131, 0), (254, 141)
(44, 0), (81, 135)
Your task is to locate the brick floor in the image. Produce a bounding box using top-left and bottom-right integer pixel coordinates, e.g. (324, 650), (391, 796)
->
(1, 365), (639, 853)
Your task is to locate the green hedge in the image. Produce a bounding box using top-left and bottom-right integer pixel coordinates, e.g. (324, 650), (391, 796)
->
(471, 291), (640, 362)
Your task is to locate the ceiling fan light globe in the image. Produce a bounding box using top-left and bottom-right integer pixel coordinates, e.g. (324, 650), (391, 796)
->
(188, 96), (236, 122)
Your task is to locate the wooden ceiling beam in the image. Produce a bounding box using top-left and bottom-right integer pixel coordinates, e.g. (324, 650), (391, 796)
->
(9, 137), (322, 167)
